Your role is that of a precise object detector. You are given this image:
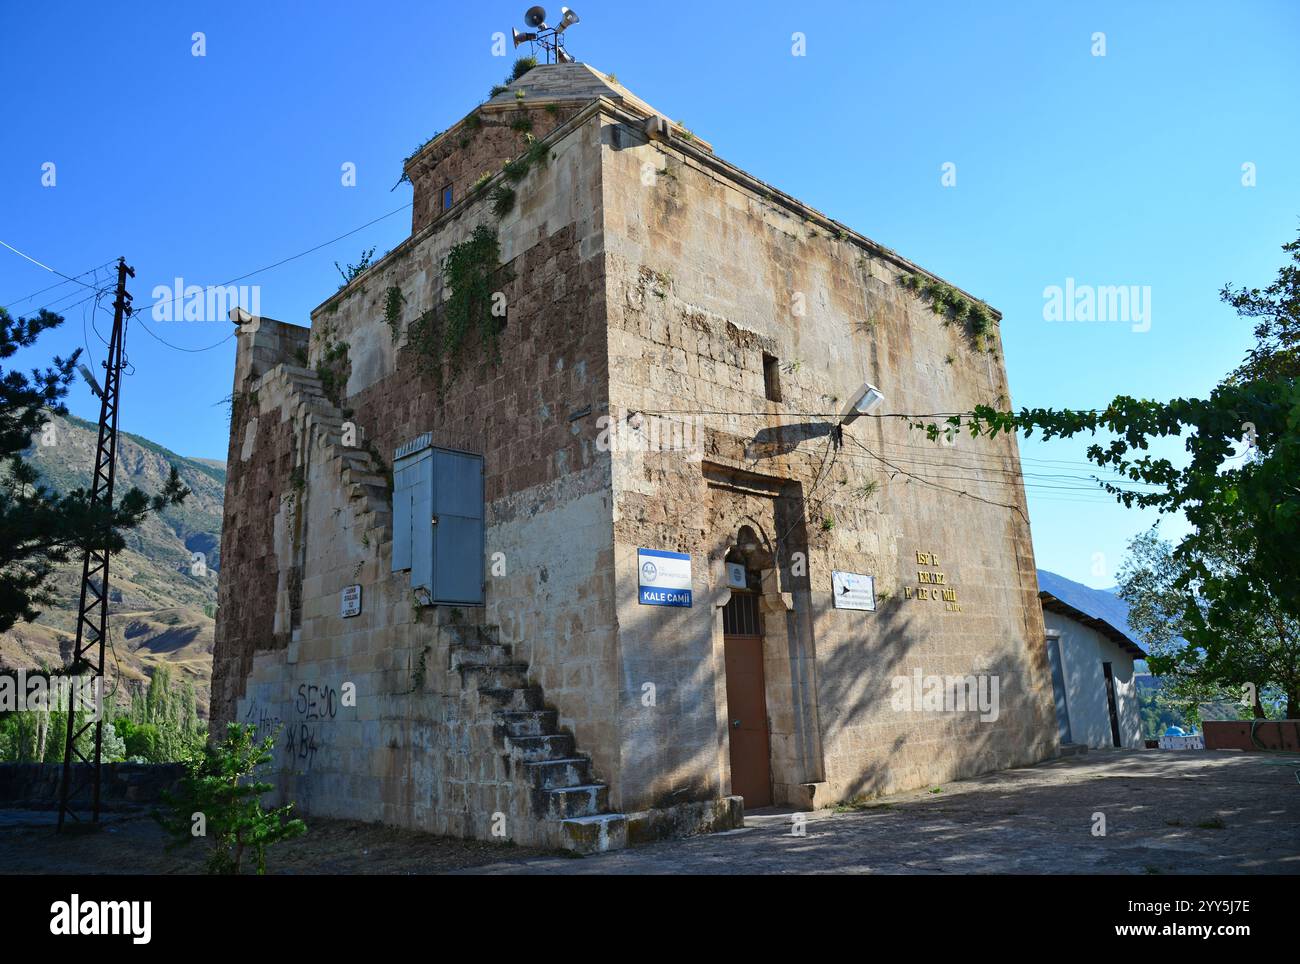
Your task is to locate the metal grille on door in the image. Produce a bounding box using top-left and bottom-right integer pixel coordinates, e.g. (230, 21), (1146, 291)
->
(722, 591), (761, 636)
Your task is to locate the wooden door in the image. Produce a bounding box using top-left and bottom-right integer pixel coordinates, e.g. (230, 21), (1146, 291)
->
(723, 591), (772, 808)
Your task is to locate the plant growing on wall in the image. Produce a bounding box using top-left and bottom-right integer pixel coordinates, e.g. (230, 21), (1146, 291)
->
(334, 248), (375, 290)
(384, 285), (405, 342)
(900, 272), (995, 352)
(488, 55), (537, 99)
(156, 722), (306, 875)
(490, 184), (516, 218)
(313, 326), (350, 406)
(405, 224), (507, 392)
(498, 135), (551, 194)
(395, 134), (443, 187)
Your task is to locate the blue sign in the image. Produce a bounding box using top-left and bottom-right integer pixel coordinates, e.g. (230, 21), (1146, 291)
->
(638, 548), (692, 607)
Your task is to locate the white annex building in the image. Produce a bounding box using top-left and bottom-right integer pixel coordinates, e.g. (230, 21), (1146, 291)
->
(1037, 570), (1145, 750)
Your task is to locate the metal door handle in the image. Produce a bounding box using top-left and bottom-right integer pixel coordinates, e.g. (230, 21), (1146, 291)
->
(732, 719), (741, 728)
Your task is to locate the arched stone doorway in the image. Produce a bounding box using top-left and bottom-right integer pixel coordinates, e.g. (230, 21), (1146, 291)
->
(722, 526), (774, 807)
(704, 464), (827, 810)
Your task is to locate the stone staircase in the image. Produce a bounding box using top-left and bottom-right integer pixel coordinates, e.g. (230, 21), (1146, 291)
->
(448, 625), (628, 853)
(261, 362), (625, 853)
(273, 363), (393, 545)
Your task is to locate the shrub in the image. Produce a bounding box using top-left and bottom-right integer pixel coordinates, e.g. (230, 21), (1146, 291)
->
(156, 722), (306, 875)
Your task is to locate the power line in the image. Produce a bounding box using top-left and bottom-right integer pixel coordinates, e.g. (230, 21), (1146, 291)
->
(844, 433), (1031, 523)
(832, 449), (1161, 498)
(0, 239), (110, 291)
(123, 201), (413, 354)
(1, 257), (118, 311)
(130, 317), (236, 354)
(839, 447), (1166, 490)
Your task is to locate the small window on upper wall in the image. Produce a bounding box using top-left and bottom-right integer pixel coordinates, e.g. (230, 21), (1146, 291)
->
(441, 185), (453, 210)
(762, 353), (782, 402)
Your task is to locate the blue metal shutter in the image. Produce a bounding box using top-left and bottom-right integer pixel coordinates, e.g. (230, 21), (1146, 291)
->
(390, 460), (413, 573)
(431, 448), (484, 605)
(391, 435), (434, 574)
(410, 449), (434, 596)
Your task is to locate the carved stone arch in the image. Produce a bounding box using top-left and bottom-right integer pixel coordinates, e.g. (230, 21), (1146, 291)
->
(725, 519), (776, 572)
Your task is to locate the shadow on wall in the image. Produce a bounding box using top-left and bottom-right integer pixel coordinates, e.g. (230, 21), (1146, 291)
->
(816, 603), (1044, 802)
(615, 567), (1050, 810)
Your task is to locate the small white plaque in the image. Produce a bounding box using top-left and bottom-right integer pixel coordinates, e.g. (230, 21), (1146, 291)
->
(831, 571), (876, 612)
(340, 584), (362, 618)
(726, 562), (747, 590)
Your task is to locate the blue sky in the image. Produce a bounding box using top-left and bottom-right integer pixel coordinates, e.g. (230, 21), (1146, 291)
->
(2, 1), (1297, 588)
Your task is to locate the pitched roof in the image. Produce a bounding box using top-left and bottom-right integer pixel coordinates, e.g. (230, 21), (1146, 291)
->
(1037, 569), (1146, 659)
(483, 63), (712, 151)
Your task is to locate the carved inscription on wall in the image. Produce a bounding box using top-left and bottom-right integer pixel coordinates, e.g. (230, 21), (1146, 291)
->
(903, 550), (962, 613)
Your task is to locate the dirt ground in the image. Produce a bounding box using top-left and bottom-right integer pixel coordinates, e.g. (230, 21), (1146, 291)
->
(0, 809), (559, 875)
(2, 749), (1296, 875)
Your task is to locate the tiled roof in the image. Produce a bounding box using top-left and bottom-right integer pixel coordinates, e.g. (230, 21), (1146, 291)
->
(1037, 569), (1146, 659)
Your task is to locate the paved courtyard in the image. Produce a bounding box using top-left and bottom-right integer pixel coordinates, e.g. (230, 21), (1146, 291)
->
(464, 750), (1300, 875)
(1, 750), (1295, 874)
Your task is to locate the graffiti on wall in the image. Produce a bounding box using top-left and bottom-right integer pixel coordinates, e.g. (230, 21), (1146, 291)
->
(242, 681), (342, 771)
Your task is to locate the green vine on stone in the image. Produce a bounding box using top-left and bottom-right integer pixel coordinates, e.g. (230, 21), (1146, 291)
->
(405, 224), (506, 393)
(900, 272), (995, 352)
(334, 248), (375, 290)
(490, 184), (516, 218)
(384, 285), (405, 342)
(313, 326), (351, 406)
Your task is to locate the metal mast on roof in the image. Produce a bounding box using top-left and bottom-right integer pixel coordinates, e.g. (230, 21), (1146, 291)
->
(511, 6), (581, 64)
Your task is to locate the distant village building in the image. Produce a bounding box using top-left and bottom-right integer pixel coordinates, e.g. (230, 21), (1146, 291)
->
(1038, 572), (1145, 750)
(211, 63), (1059, 852)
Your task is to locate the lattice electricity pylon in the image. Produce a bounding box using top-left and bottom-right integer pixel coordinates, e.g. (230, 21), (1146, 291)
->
(57, 257), (134, 832)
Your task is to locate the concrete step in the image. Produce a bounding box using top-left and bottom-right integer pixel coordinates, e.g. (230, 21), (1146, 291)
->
(560, 813), (628, 854)
(450, 643), (513, 670)
(345, 470), (388, 489)
(461, 663), (530, 690)
(525, 757), (591, 790)
(352, 482), (390, 502)
(506, 733), (574, 762)
(494, 709), (558, 738)
(478, 685), (543, 712)
(538, 783), (608, 820)
(442, 624), (500, 649)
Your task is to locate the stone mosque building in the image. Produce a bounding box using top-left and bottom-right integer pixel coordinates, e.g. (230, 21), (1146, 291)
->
(211, 62), (1058, 852)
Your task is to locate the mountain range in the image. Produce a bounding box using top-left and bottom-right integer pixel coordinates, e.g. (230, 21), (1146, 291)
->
(0, 412), (223, 717)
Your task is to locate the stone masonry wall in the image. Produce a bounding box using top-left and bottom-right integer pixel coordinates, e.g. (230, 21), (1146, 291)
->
(597, 110), (1058, 810)
(407, 102), (585, 236)
(210, 318), (309, 731)
(219, 106), (623, 838)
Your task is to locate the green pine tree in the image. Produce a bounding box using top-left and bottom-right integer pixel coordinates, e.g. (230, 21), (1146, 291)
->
(156, 722), (306, 874)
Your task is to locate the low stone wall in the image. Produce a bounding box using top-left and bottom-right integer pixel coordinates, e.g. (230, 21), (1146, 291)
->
(1203, 720), (1300, 752)
(0, 763), (185, 810)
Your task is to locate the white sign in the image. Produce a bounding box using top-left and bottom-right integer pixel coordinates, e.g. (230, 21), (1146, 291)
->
(1158, 734), (1204, 750)
(831, 570), (876, 612)
(726, 562), (747, 590)
(638, 548), (692, 607)
(340, 584), (362, 618)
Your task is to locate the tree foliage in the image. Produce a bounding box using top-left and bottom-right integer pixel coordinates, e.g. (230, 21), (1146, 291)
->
(156, 722), (306, 875)
(1116, 526), (1292, 722)
(913, 227), (1300, 716)
(0, 663), (205, 763)
(0, 306), (188, 636)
